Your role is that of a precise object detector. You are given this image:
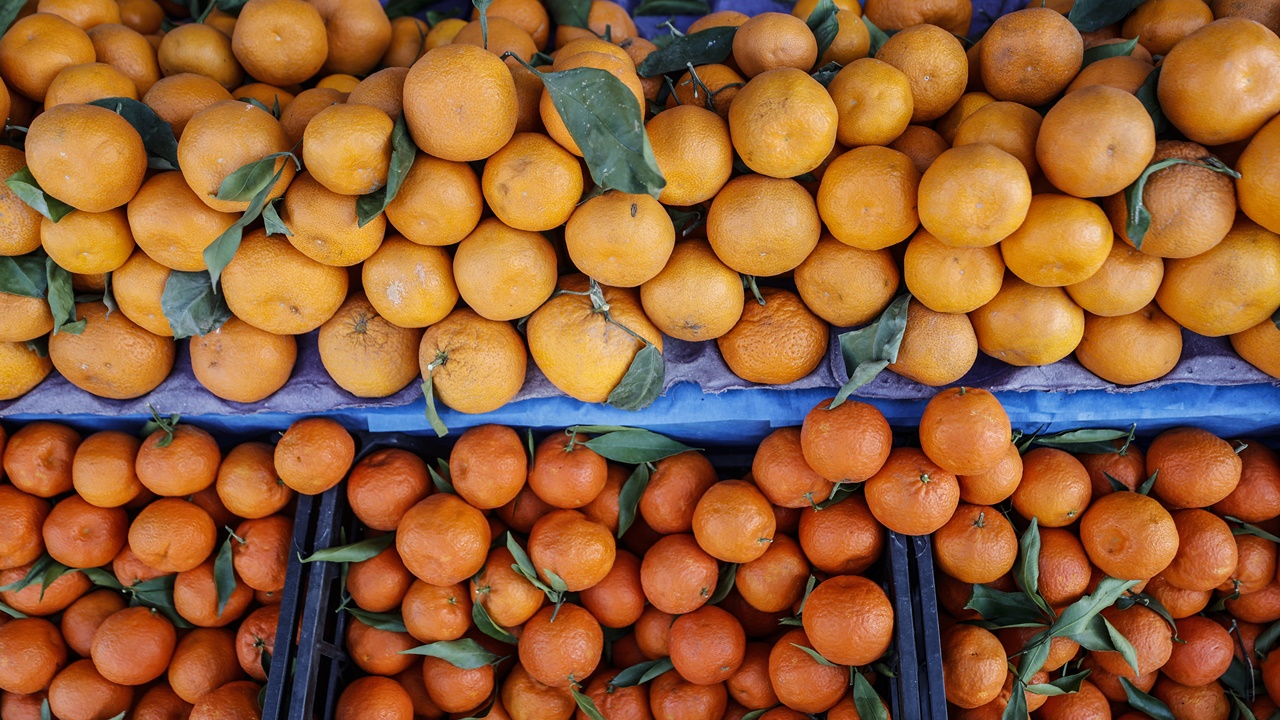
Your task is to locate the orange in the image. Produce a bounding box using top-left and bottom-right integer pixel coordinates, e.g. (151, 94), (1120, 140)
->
(1233, 318), (1280, 378)
(1080, 441), (1147, 496)
(1152, 677), (1231, 720)
(864, 0), (970, 34)
(793, 235), (898, 327)
(48, 302), (174, 399)
(452, 17), (537, 62)
(753, 427), (835, 510)
(528, 509), (616, 591)
(135, 423), (219, 497)
(635, 606), (676, 660)
(791, 0), (859, 19)
(346, 616), (415, 677)
(692, 480), (776, 563)
(39, 207), (136, 275)
(1227, 580), (1280, 623)
(423, 651), (495, 714)
(768, 629), (849, 713)
(1037, 85), (1156, 199)
(43, 62), (137, 107)
(669, 63), (744, 119)
(635, 451), (717, 535)
(301, 103), (392, 197)
(502, 663), (574, 720)
(1123, 0), (1214, 55)
(336, 676), (412, 720)
(708, 174), (820, 276)
(578, 548), (645, 630)
(404, 44), (516, 162)
(0, 563), (90, 617)
(731, 13), (817, 77)
(397, 494), (489, 586)
(419, 308), (528, 414)
(280, 171), (386, 266)
(1239, 114), (1280, 234)
(970, 274), (1086, 366)
(1157, 216), (1280, 337)
(42, 495), (127, 569)
(279, 87), (342, 148)
(70, 431), (142, 508)
(0, 13), (96, 102)
(61, 589), (124, 658)
(318, 292), (423, 399)
(471, 547), (544, 629)
(482, 132), (583, 233)
(580, 463), (627, 535)
(934, 503), (1017, 584)
(646, 104), (734, 207)
(827, 58), (913, 148)
(957, 441), (1022, 506)
(728, 68), (837, 178)
(1161, 615), (1233, 689)
(980, 8), (1083, 105)
(401, 580), (470, 643)
(26, 103), (146, 213)
(918, 143), (1030, 248)
(127, 171), (237, 272)
(216, 442), (292, 521)
(821, 9), (871, 66)
(640, 534), (720, 615)
(1066, 54), (1155, 96)
(648, 668), (727, 719)
(941, 623), (1005, 709)
(1011, 448), (1091, 527)
(1001, 194), (1114, 287)
(36, 0), (120, 28)
(865, 447), (960, 535)
(453, 217), (557, 322)
(229, 515), (290, 593)
(232, 82), (295, 110)
(90, 606), (176, 686)
(157, 23), (243, 90)
(902, 229), (1004, 314)
(952, 101), (1043, 178)
(518, 603), (603, 688)
(109, 250), (172, 336)
(887, 298), (980, 386)
(1148, 426), (1243, 508)
(566, 191), (675, 287)
(0, 617), (67, 694)
(1214, 442), (1280, 522)
(1079, 490), (1179, 580)
(143, 73), (233, 140)
(802, 575), (893, 667)
(936, 92), (996, 145)
(668, 605), (747, 685)
(527, 433), (606, 510)
(116, 0), (163, 33)
(475, 0), (551, 46)
(800, 494), (883, 577)
(729, 643), (782, 710)
(919, 386), (1011, 476)
(46, 660), (132, 720)
(0, 341), (51, 401)
(875, 23), (967, 123)
(1075, 305), (1184, 385)
(230, 0), (327, 85)
(221, 231), (349, 335)
(0, 486), (48, 570)
(188, 680), (263, 720)
(3, 422), (79, 498)
(640, 239), (745, 343)
(1145, 574), (1211, 619)
(112, 546), (167, 588)
(348, 67), (408, 119)
(1036, 527), (1091, 607)
(189, 317), (296, 403)
(177, 100), (296, 214)
(718, 287), (828, 386)
(310, 0), (392, 75)
(424, 18), (467, 50)
(384, 153), (482, 247)
(816, 146), (920, 251)
(274, 417), (354, 496)
(800, 399), (891, 485)
(448, 425), (525, 511)
(1162, 508), (1238, 591)
(128, 498), (216, 574)
(1095, 604), (1173, 677)
(580, 670), (650, 720)
(1066, 242), (1165, 317)
(0, 146), (43, 256)
(346, 544), (413, 613)
(527, 274), (663, 403)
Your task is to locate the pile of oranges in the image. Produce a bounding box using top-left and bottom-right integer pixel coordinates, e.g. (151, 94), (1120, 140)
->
(0, 0), (1279, 418)
(0, 414), (365, 720)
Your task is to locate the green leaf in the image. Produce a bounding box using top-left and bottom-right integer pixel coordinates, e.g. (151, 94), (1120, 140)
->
(101, 272), (117, 317)
(529, 63), (666, 198)
(1002, 680), (1029, 720)
(0, 0), (25, 35)
(965, 587), (1045, 631)
(300, 533), (395, 564)
(633, 0), (708, 14)
(616, 463), (651, 538)
(214, 535), (236, 618)
(804, 0), (840, 61)
(1136, 66), (1169, 136)
(1014, 518), (1052, 618)
(126, 575), (189, 627)
(864, 16), (891, 56)
(525, 429), (536, 468)
(1257, 619), (1280, 658)
(852, 672), (888, 720)
(1068, 0), (1145, 32)
(1103, 616), (1141, 675)
(1050, 577), (1140, 640)
(1030, 428), (1132, 454)
(0, 600), (25, 618)
(472, 600), (519, 645)
(106, 712), (125, 720)
(1117, 592), (1178, 637)
(1081, 36), (1140, 68)
(0, 253), (48, 298)
(88, 97), (179, 170)
(421, 373), (450, 438)
(1027, 668), (1091, 696)
(428, 461), (455, 495)
(384, 0), (432, 18)
(636, 27), (737, 77)
(262, 199), (291, 236)
(1017, 633), (1053, 682)
(356, 114), (415, 228)
(1220, 656), (1255, 697)
(811, 61), (843, 87)
(740, 709), (773, 720)
(798, 574), (817, 614)
(401, 638), (500, 668)
(505, 534), (557, 598)
(1138, 469), (1158, 496)
(25, 336), (48, 358)
(1228, 690), (1262, 720)
(572, 686), (607, 720)
(215, 152), (294, 203)
(203, 158), (292, 286)
(161, 270), (231, 339)
(791, 643), (838, 667)
(610, 657), (675, 688)
(40, 699), (51, 720)
(0, 554), (56, 593)
(140, 404), (180, 447)
(82, 567), (123, 590)
(606, 343), (665, 411)
(6, 167), (75, 222)
(1125, 156), (1241, 249)
(546, 0), (590, 28)
(709, 563), (737, 605)
(1228, 517), (1280, 544)
(44, 258), (83, 335)
(1104, 471), (1129, 493)
(345, 607), (408, 633)
(544, 568), (570, 594)
(814, 482), (860, 510)
(831, 294), (911, 408)
(584, 429), (695, 464)
(1120, 677), (1176, 720)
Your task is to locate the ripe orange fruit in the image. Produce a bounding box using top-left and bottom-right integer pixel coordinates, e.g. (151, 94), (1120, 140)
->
(443, 425), (524, 511)
(794, 235), (899, 328)
(397, 494), (489, 586)
(1066, 242), (1165, 318)
(404, 44), (516, 162)
(1157, 216), (1280, 337)
(69, 431), (142, 509)
(727, 642), (779, 710)
(1144, 573), (1211, 619)
(1035, 527), (1091, 608)
(1001, 194), (1114, 287)
(133, 682), (194, 719)
(344, 449), (429, 533)
(0, 617), (67, 695)
(1214, 442), (1280, 523)
(970, 274), (1086, 367)
(692, 480), (776, 564)
(453, 217), (557, 322)
(1095, 604), (1174, 678)
(578, 548), (647, 630)
(177, 100), (296, 214)
(708, 174), (821, 276)
(752, 427), (835, 509)
(718, 287), (828, 387)
(942, 623), (1005, 709)
(800, 399), (892, 484)
(1076, 305), (1184, 385)
(905, 229), (1006, 315)
(481, 132), (582, 233)
(420, 308), (528, 415)
(875, 23), (967, 122)
(937, 92), (997, 145)
(735, 533), (810, 613)
(518, 603), (603, 688)
(280, 171), (387, 267)
(566, 191), (675, 287)
(230, 515), (290, 593)
(47, 660), (132, 720)
(60, 589), (125, 658)
(0, 340), (51, 401)
(1123, 0), (1214, 55)
(668, 63), (744, 119)
(112, 546), (167, 588)
(633, 450), (715, 535)
(817, 146), (921, 251)
(126, 171), (237, 272)
(189, 317), (297, 404)
(731, 13), (817, 77)
(1233, 317), (1280, 379)
(90, 606), (176, 686)
(803, 575), (893, 667)
(0, 13), (96, 102)
(887, 298), (980, 387)
(135, 424), (220, 497)
(188, 680), (263, 720)
(1162, 508), (1239, 591)
(729, 68), (837, 178)
(769, 629), (848, 713)
(26, 103), (145, 214)
(318, 292), (423, 399)
(40, 208), (136, 276)
(1239, 113), (1280, 234)
(229, 0), (326, 85)
(156, 23), (243, 90)
(526, 433), (605, 511)
(346, 543), (412, 612)
(43, 62), (138, 107)
(0, 146), (43, 256)
(864, 0), (971, 34)
(400, 581), (469, 645)
(129, 498), (217, 573)
(273, 417), (354, 496)
(501, 662), (574, 719)
(236, 605), (278, 681)
(309, 0), (392, 75)
(215, 442), (293, 521)
(640, 533), (721, 615)
(298, 104), (393, 198)
(1079, 490), (1179, 580)
(1037, 85), (1157, 199)
(1161, 615), (1233, 688)
(957, 441), (1022, 506)
(668, 604), (747, 686)
(980, 8), (1083, 105)
(865, 447), (960, 536)
(918, 144), (1031, 248)
(3, 422), (79, 499)
(143, 73), (234, 141)
(0, 563), (90, 617)
(647, 104), (734, 207)
(1011, 448), (1092, 527)
(336, 676), (413, 720)
(1066, 54), (1155, 95)
(641, 239), (746, 343)
(42, 494), (127, 569)
(346, 616), (416, 677)
(422, 654), (494, 714)
(891, 125), (950, 174)
(579, 670), (650, 720)
(919, 386), (1011, 476)
(934, 503), (1018, 584)
(1148, 426), (1243, 508)
(360, 236), (457, 329)
(527, 509), (616, 593)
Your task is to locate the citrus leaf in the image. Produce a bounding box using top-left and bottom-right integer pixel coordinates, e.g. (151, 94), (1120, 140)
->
(606, 343), (665, 411)
(525, 429), (536, 468)
(1228, 690), (1263, 720)
(1117, 592), (1178, 636)
(864, 16), (891, 56)
(1136, 66), (1169, 136)
(636, 26), (736, 77)
(1030, 428), (1131, 454)
(82, 567), (123, 590)
(1001, 681), (1028, 720)
(1125, 157), (1240, 249)
(1257, 620), (1280, 658)
(1120, 677), (1176, 720)
(544, 568), (570, 594)
(0, 252), (47, 299)
(853, 672), (888, 720)
(798, 574), (818, 613)
(1081, 36), (1139, 68)
(572, 686), (607, 720)
(0, 554), (55, 593)
(1138, 469), (1159, 496)
(1068, 0), (1145, 31)
(345, 607), (408, 633)
(740, 709), (773, 720)
(421, 373), (450, 438)
(401, 638), (500, 669)
(1104, 617), (1141, 675)
(428, 463), (455, 495)
(203, 160), (289, 286)
(215, 152), (294, 203)
(1050, 577), (1140, 640)
(546, 0), (589, 28)
(1220, 656), (1256, 697)
(505, 534), (555, 597)
(102, 272), (117, 317)
(262, 198), (291, 236)
(301, 533), (395, 564)
(472, 600), (519, 645)
(815, 482), (860, 510)
(634, 0), (708, 14)
(0, 0), (25, 35)
(1228, 517), (1280, 544)
(0, 600), (24, 619)
(356, 114), (415, 227)
(40, 699), (51, 720)
(1027, 668), (1091, 696)
(126, 575), (189, 627)
(616, 463), (652, 538)
(161, 270), (231, 339)
(1014, 518), (1048, 616)
(831, 293), (911, 408)
(6, 167), (75, 222)
(804, 0), (839, 60)
(610, 657), (674, 688)
(1014, 632), (1053, 682)
(967, 586), (1051, 628)
(24, 336), (48, 358)
(38, 560), (74, 601)
(214, 535), (236, 618)
(791, 643), (838, 667)
(44, 258), (83, 335)
(584, 429), (695, 464)
(1104, 471), (1129, 493)
(709, 563), (737, 605)
(106, 712), (125, 720)
(530, 63), (666, 198)
(88, 97), (179, 170)
(811, 61), (843, 86)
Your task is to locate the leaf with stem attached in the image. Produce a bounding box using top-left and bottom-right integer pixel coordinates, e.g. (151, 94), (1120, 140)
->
(572, 685), (607, 720)
(830, 294), (910, 408)
(852, 671), (888, 720)
(610, 657), (675, 688)
(1081, 36), (1140, 67)
(45, 258), (84, 335)
(804, 0), (839, 60)
(345, 606), (408, 633)
(616, 463), (652, 538)
(636, 26), (736, 77)
(1120, 677), (1175, 720)
(791, 643), (838, 667)
(300, 533), (395, 564)
(1125, 157), (1239, 249)
(472, 599), (519, 645)
(161, 270), (231, 339)
(6, 167), (75, 222)
(1027, 668), (1091, 696)
(214, 534), (237, 618)
(583, 429), (695, 464)
(356, 114), (415, 227)
(400, 638), (500, 669)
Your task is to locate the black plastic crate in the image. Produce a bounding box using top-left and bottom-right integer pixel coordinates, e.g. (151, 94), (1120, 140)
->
(286, 430), (929, 719)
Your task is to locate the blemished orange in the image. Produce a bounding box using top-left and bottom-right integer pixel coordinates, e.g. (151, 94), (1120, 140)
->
(904, 229), (1005, 314)
(731, 12), (817, 77)
(274, 417), (355, 496)
(71, 431), (143, 508)
(42, 494), (127, 569)
(281, 171), (387, 267)
(934, 503), (1017, 584)
(1079, 490), (1179, 580)
(865, 447), (960, 536)
(919, 387), (1012, 476)
(319, 292), (423, 400)
(707, 175), (821, 276)
(40, 207), (136, 275)
(231, 0), (327, 86)
(420, 308), (527, 414)
(0, 13), (96, 102)
(718, 287), (829, 387)
(482, 132), (583, 233)
(453, 218), (557, 322)
(641, 239), (746, 343)
(404, 44), (516, 162)
(647, 104), (735, 207)
(980, 7), (1083, 106)
(221, 230), (349, 335)
(1156, 216), (1280, 337)
(48, 303), (175, 400)
(1001, 193), (1114, 287)
(875, 23), (967, 123)
(1075, 305), (1184, 386)
(827, 58), (913, 148)
(397, 493), (489, 586)
(817, 146), (921, 251)
(302, 103), (393, 196)
(728, 68), (837, 179)
(385, 153), (483, 246)
(177, 100), (296, 214)
(1066, 242), (1165, 317)
(918, 143), (1031, 248)
(450, 425), (527, 510)
(1036, 85), (1156, 199)
(566, 191), (676, 288)
(1011, 448), (1093, 527)
(216, 442), (293, 520)
(128, 498), (217, 574)
(970, 274), (1086, 367)
(26, 104), (146, 213)
(887, 298), (980, 387)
